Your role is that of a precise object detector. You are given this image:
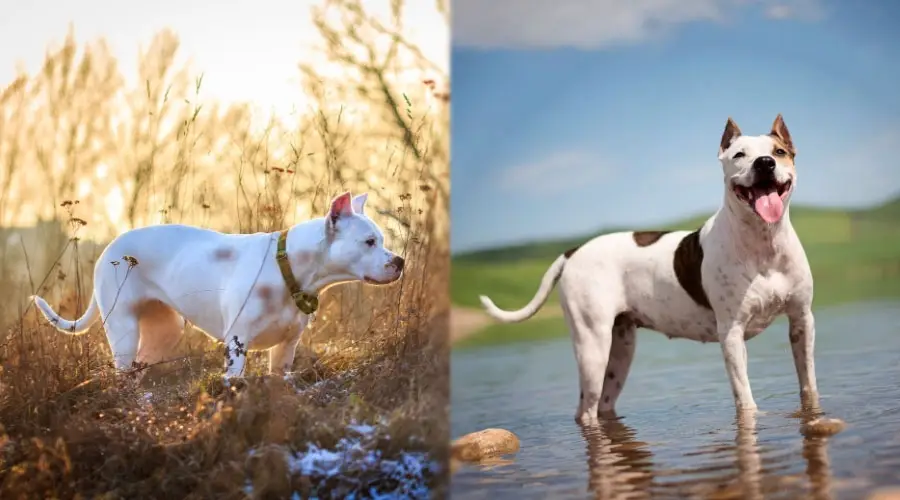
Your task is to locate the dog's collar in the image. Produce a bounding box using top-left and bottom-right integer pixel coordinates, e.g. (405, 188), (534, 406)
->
(275, 229), (319, 315)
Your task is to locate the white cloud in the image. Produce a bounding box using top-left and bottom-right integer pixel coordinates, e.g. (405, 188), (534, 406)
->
(496, 151), (610, 195)
(453, 0), (824, 49)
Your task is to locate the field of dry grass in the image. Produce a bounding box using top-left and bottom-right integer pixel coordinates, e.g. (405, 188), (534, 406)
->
(0, 1), (449, 497)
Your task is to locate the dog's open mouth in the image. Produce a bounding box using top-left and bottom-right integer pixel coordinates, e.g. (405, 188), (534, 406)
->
(733, 179), (792, 224)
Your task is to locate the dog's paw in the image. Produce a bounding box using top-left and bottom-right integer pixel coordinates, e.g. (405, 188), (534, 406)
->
(205, 376), (228, 397)
(223, 376), (249, 393)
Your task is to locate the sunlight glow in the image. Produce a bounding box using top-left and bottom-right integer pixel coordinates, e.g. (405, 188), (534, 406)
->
(0, 0), (448, 240)
(104, 186), (125, 232)
(95, 163), (108, 180)
(77, 179), (91, 198)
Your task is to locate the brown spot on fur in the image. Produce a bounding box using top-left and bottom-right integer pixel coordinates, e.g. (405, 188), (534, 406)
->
(769, 114), (795, 156)
(291, 251), (314, 268)
(790, 333), (800, 343)
(673, 230), (712, 310)
(554, 245), (582, 285)
(632, 231), (670, 247)
(607, 371), (616, 379)
(257, 286), (278, 313)
(770, 135), (795, 159)
(771, 134), (796, 176)
(213, 246), (235, 261)
(130, 299), (184, 365)
(720, 117), (742, 152)
(770, 114), (797, 176)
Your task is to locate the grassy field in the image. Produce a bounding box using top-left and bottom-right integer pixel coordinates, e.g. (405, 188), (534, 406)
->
(453, 198), (900, 349)
(0, 3), (451, 497)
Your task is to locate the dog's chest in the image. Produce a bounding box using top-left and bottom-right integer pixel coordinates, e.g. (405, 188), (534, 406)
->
(248, 293), (304, 350)
(734, 270), (794, 338)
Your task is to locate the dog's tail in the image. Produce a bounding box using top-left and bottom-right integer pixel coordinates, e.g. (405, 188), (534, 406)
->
(479, 253), (569, 323)
(30, 293), (101, 334)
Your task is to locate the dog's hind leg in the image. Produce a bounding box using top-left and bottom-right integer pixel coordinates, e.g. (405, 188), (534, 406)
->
(92, 266), (142, 374)
(101, 308), (141, 373)
(563, 294), (616, 427)
(598, 315), (637, 416)
(134, 299), (186, 367)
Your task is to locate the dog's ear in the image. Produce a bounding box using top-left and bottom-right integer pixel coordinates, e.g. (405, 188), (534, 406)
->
(328, 192), (354, 224)
(351, 193), (368, 214)
(719, 117), (742, 152)
(769, 114), (795, 155)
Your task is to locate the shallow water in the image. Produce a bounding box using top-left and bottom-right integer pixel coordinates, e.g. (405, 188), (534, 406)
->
(451, 300), (900, 499)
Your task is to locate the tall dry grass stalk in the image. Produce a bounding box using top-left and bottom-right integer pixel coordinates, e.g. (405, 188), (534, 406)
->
(0, 0), (449, 497)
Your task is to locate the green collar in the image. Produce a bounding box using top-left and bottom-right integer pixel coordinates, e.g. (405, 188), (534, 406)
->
(276, 229), (319, 314)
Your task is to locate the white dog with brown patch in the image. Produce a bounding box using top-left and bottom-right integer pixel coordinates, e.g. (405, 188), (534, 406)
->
(480, 115), (820, 426)
(30, 192), (404, 379)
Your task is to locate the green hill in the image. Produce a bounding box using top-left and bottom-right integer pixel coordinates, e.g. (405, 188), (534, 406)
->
(452, 198), (900, 348)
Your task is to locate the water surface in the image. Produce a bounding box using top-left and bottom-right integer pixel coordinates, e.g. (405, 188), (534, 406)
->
(451, 300), (900, 499)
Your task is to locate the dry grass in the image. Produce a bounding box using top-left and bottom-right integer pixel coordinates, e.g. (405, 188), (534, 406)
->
(0, 0), (449, 497)
(0, 243), (449, 498)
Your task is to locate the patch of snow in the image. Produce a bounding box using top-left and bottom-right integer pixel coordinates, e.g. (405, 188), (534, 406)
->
(245, 422), (436, 498)
(346, 422), (376, 435)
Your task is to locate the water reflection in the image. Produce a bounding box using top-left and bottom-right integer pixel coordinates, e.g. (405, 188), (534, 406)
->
(581, 417), (655, 499)
(580, 411), (838, 499)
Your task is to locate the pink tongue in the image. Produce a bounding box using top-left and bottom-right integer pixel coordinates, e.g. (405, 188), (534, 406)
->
(754, 191), (784, 223)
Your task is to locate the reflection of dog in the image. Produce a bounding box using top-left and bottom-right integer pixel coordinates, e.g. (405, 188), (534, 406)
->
(589, 412), (835, 498)
(480, 115), (820, 425)
(31, 192), (405, 378)
(581, 419), (655, 498)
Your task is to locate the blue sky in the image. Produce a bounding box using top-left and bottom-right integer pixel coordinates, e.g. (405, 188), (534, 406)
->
(451, 0), (900, 253)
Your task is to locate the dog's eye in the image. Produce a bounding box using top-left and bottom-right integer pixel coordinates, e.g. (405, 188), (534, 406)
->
(365, 238), (376, 247)
(774, 148), (787, 156)
(732, 152), (746, 159)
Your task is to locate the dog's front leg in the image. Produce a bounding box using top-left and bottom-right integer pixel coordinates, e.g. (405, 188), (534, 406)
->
(269, 318), (308, 375)
(224, 334), (248, 379)
(786, 302), (819, 410)
(269, 333), (303, 375)
(717, 320), (757, 412)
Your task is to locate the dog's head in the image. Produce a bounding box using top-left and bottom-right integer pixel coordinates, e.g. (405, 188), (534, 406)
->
(718, 114), (796, 224)
(322, 191), (404, 285)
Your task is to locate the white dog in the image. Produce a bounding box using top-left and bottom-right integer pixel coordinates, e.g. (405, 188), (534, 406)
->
(31, 191), (405, 379)
(480, 115), (819, 426)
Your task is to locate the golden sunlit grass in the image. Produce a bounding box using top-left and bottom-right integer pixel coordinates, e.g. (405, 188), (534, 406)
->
(0, 1), (449, 497)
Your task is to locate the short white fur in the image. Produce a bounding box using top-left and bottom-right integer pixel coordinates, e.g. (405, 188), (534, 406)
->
(480, 115), (819, 426)
(30, 191), (405, 379)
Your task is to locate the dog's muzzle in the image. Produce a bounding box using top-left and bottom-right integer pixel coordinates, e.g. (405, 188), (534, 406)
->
(733, 155), (792, 224)
(752, 156), (776, 179)
(363, 256), (404, 285)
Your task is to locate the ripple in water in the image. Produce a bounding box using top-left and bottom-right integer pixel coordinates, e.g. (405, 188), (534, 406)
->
(451, 300), (900, 499)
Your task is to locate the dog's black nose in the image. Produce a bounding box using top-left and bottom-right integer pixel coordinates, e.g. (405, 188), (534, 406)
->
(752, 156), (776, 173)
(391, 256), (405, 272)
